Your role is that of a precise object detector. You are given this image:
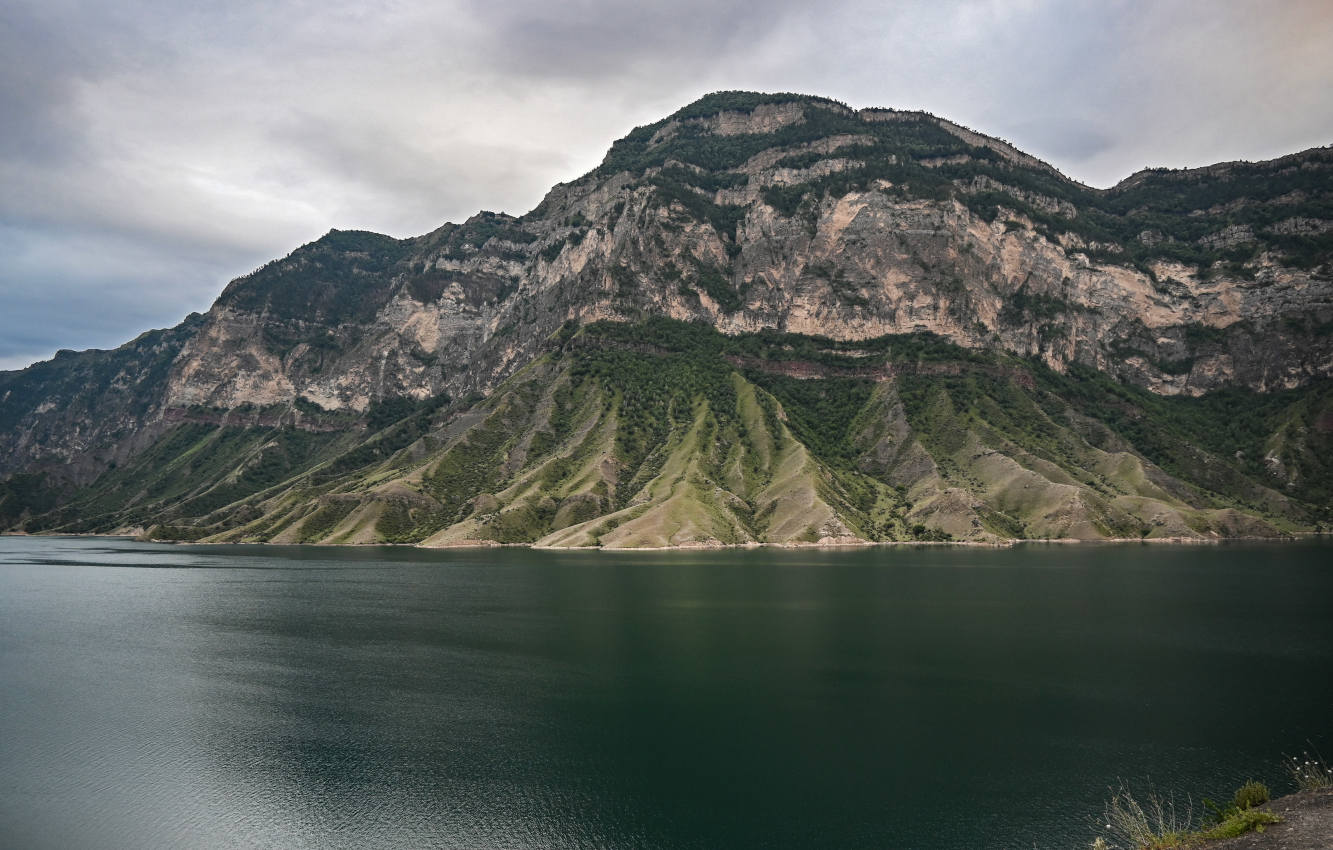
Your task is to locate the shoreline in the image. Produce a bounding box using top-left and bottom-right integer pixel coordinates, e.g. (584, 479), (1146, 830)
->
(4, 530), (1325, 552)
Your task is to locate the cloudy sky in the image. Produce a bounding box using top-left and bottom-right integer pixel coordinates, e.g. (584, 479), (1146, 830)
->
(2, 0), (1330, 370)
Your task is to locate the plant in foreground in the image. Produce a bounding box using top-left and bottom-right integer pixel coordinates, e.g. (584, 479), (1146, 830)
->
(1203, 779), (1270, 827)
(1230, 779), (1270, 810)
(1097, 782), (1193, 849)
(1197, 806), (1281, 841)
(1287, 750), (1333, 791)
(1095, 780), (1281, 849)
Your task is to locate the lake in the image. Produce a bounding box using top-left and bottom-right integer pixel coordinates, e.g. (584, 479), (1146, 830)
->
(1, 536), (1330, 849)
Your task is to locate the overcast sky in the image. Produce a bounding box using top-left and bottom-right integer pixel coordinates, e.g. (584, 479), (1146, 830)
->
(2, 0), (1330, 371)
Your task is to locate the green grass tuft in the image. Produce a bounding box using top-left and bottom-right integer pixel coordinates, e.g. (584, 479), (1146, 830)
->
(1197, 807), (1282, 841)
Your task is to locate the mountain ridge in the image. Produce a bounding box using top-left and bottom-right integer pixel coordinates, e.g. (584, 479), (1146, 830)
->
(2, 91), (1330, 546)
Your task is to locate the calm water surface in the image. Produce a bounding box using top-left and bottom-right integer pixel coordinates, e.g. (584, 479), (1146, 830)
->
(1, 537), (1330, 849)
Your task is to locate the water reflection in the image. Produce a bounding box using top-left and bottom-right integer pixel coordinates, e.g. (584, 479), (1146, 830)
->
(0, 537), (1330, 848)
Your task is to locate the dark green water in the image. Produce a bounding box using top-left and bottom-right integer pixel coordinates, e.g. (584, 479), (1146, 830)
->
(1, 537), (1329, 849)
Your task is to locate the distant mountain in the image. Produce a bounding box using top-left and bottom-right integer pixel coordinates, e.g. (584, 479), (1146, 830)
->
(2, 91), (1330, 545)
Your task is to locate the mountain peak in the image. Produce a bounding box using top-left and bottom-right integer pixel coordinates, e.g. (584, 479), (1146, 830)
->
(664, 90), (852, 121)
(2, 93), (1330, 546)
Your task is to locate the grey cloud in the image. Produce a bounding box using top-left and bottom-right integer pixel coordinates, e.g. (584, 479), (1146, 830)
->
(0, 223), (249, 369)
(1005, 117), (1117, 166)
(457, 0), (808, 81)
(270, 108), (577, 231)
(0, 4), (98, 165)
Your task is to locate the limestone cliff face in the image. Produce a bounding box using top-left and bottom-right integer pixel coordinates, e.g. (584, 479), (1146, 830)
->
(0, 316), (204, 485)
(3, 91), (1331, 484)
(152, 93), (1333, 421)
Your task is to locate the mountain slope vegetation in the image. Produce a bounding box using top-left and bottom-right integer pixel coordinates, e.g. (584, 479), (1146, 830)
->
(6, 320), (1327, 545)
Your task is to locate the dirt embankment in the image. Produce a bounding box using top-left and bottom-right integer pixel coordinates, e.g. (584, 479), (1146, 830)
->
(1208, 790), (1333, 850)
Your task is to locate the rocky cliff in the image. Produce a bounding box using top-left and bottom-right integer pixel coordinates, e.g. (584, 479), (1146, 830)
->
(2, 91), (1330, 545)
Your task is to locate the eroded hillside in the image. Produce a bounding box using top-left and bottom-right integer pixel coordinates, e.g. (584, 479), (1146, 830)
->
(8, 320), (1328, 546)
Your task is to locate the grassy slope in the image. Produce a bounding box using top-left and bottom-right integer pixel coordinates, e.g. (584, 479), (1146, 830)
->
(7, 320), (1328, 546)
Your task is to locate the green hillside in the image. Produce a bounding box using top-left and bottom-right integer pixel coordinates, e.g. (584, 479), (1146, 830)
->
(6, 320), (1327, 547)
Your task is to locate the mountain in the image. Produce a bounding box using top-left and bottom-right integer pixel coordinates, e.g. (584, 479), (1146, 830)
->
(2, 91), (1330, 546)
